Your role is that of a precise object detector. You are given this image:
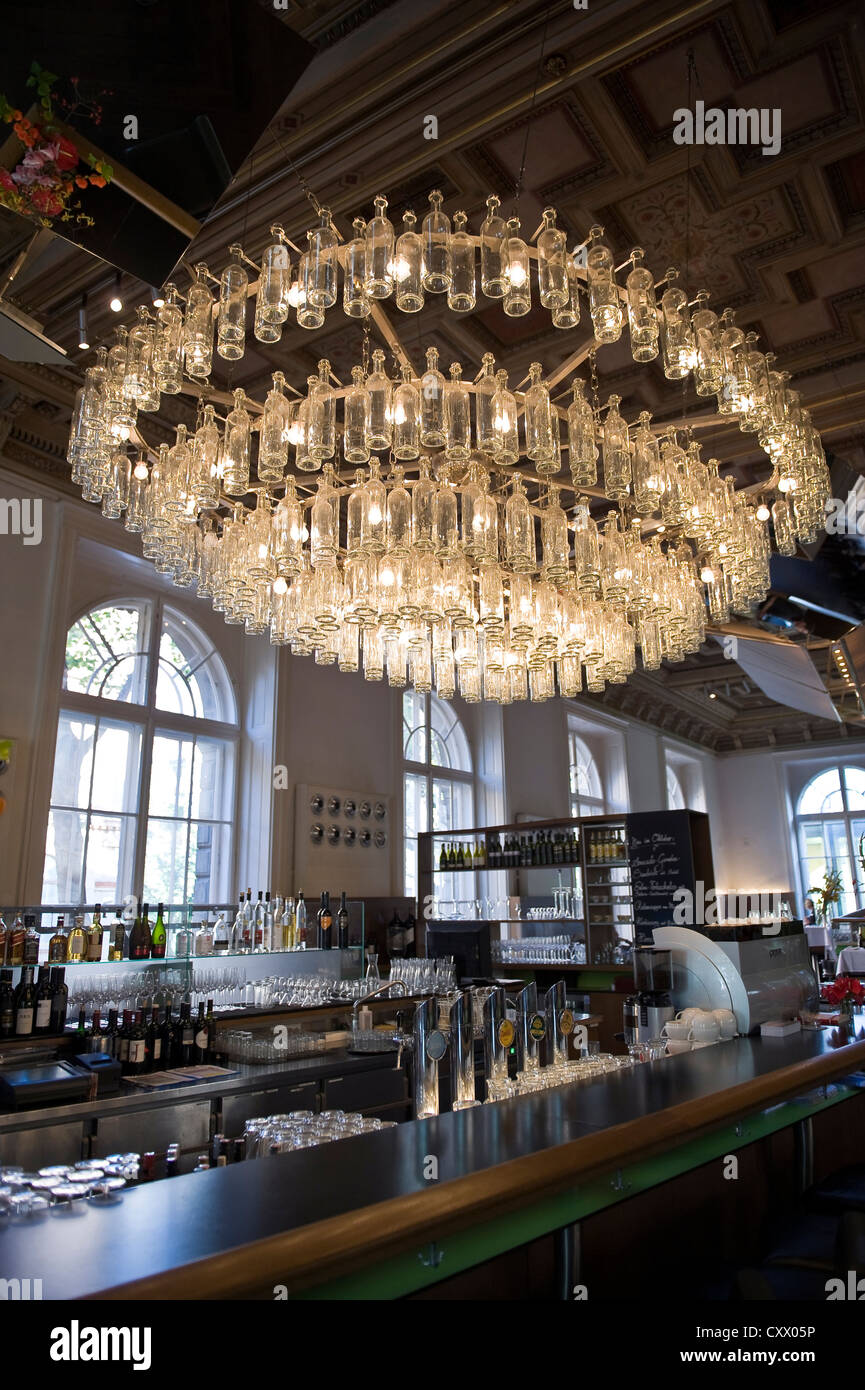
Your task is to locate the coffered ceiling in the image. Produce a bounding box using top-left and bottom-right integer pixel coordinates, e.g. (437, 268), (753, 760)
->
(1, 0), (864, 751)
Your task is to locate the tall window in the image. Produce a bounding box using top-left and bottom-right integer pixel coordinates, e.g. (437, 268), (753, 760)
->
(568, 730), (605, 818)
(795, 765), (865, 919)
(43, 599), (238, 907)
(667, 767), (686, 811)
(403, 691), (473, 900)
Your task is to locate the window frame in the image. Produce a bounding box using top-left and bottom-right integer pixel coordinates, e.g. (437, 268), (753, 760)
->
(567, 727), (606, 819)
(794, 764), (865, 917)
(402, 692), (474, 899)
(46, 595), (239, 905)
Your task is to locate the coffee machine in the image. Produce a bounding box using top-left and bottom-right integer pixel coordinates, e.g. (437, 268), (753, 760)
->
(624, 946), (675, 1044)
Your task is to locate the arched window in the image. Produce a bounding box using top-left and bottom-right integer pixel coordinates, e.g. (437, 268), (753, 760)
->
(667, 767), (686, 811)
(568, 730), (605, 818)
(795, 765), (865, 919)
(403, 691), (473, 899)
(43, 599), (238, 908)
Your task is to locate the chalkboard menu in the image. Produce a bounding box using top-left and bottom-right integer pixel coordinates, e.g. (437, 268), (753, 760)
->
(625, 810), (714, 943)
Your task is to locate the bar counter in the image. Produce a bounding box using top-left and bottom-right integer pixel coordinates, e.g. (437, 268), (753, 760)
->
(2, 1023), (864, 1300)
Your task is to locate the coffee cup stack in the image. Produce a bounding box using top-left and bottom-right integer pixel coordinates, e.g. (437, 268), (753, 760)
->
(661, 1007), (737, 1054)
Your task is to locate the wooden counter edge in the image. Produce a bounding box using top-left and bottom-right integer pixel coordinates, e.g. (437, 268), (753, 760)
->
(89, 1035), (865, 1300)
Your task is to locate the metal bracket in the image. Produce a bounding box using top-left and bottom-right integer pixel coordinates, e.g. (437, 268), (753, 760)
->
(418, 1242), (445, 1269)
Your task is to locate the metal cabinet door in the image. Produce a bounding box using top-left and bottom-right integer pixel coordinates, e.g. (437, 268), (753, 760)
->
(0, 1122), (84, 1169)
(323, 1067), (407, 1114)
(91, 1101), (211, 1158)
(222, 1082), (319, 1136)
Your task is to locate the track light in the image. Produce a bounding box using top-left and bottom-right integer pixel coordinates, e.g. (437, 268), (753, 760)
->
(150, 286), (165, 309)
(77, 294), (90, 350)
(109, 271), (123, 313)
(756, 502), (770, 522)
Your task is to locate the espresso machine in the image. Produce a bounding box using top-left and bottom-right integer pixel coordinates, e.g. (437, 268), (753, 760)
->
(623, 946), (675, 1044)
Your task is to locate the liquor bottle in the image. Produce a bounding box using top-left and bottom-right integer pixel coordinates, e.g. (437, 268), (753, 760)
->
(23, 914), (40, 965)
(127, 1012), (147, 1075)
(195, 919), (213, 956)
(230, 896), (245, 953)
(129, 901), (151, 960)
(281, 896), (294, 951)
(49, 967), (67, 1032)
(109, 911), (126, 962)
(48, 915), (68, 963)
(0, 968), (14, 1037)
(213, 912), (230, 955)
(193, 1002), (209, 1063)
(295, 892), (307, 948)
(84, 904), (102, 962)
(14, 966), (36, 1036)
(150, 903), (166, 959)
(271, 898), (284, 953)
(7, 912), (25, 966)
(34, 965), (53, 1033)
(253, 890), (265, 950)
(242, 890), (253, 952)
(263, 891), (273, 952)
(0, 913), (7, 964)
(67, 911), (87, 963)
(173, 1002), (195, 1066)
(75, 1006), (86, 1039)
(105, 1007), (119, 1059)
(337, 892), (350, 949)
(317, 891), (333, 950)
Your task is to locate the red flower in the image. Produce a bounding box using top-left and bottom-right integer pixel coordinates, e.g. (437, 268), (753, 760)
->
(0, 168), (15, 191)
(29, 185), (64, 217)
(55, 135), (78, 172)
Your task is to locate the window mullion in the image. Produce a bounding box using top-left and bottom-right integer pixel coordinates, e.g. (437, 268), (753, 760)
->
(133, 719), (156, 902)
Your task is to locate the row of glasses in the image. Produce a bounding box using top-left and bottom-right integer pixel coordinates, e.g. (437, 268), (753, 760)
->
(388, 957), (455, 994)
(486, 1053), (632, 1102)
(243, 1110), (397, 1158)
(219, 1028), (329, 1063)
(492, 936), (586, 965)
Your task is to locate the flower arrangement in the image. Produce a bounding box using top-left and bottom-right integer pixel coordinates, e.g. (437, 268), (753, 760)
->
(822, 976), (865, 1019)
(0, 63), (112, 226)
(808, 865), (844, 927)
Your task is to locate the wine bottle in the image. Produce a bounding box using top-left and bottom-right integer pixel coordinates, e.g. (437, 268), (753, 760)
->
(173, 1002), (194, 1066)
(75, 1006), (86, 1038)
(117, 1010), (132, 1069)
(127, 1012), (147, 1075)
(439, 843), (447, 870)
(14, 966), (36, 1036)
(88, 1009), (103, 1048)
(337, 891), (350, 949)
(34, 965), (53, 1033)
(109, 911), (126, 961)
(0, 968), (14, 1037)
(86, 904), (104, 962)
(105, 1007), (119, 1059)
(193, 1002), (209, 1063)
(150, 903), (166, 959)
(158, 1004), (172, 1065)
(67, 912), (86, 962)
(129, 901), (146, 959)
(205, 997), (216, 1060)
(49, 966), (67, 1032)
(317, 891), (333, 950)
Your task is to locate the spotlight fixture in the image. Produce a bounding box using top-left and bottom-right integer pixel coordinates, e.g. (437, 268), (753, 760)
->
(756, 502), (771, 522)
(109, 271), (123, 314)
(77, 294), (89, 350)
(150, 286), (165, 309)
(708, 691), (717, 699)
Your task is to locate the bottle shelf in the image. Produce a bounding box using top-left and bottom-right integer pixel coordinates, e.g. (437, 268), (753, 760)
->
(1, 945), (361, 972)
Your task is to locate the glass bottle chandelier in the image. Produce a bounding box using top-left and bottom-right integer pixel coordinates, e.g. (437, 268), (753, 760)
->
(66, 191), (830, 705)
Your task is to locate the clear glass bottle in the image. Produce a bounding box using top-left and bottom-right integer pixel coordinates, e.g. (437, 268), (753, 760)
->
(311, 470), (339, 568)
(625, 248), (659, 362)
(308, 206), (338, 309)
(523, 362), (554, 461)
(386, 464), (412, 554)
(505, 472), (536, 572)
(273, 476), (305, 574)
(124, 306), (155, 405)
(394, 209), (424, 312)
(295, 378), (319, 471)
(602, 395), (631, 503)
(297, 250), (325, 330)
(344, 365), (371, 463)
(154, 284), (183, 393)
(361, 459), (387, 555)
(343, 217), (369, 318)
(365, 349), (393, 452)
(573, 496), (601, 594)
(567, 378), (597, 488)
(717, 309), (746, 415)
(346, 470), (367, 557)
(190, 404), (220, 510)
(552, 257), (581, 330)
(503, 217), (531, 316)
(448, 210), (475, 311)
(217, 244), (248, 361)
(586, 225), (623, 344)
(632, 412), (663, 516)
(255, 224), (290, 341)
(444, 362), (471, 462)
(660, 267), (694, 380)
(223, 389), (251, 496)
(491, 369), (519, 465)
(480, 194), (507, 298)
(365, 195), (395, 299)
(309, 359), (336, 461)
(183, 263), (214, 378)
(475, 352), (498, 454)
(541, 485), (570, 581)
(537, 206), (568, 309)
(392, 363), (421, 459)
(420, 345), (446, 447)
(412, 457), (436, 550)
(433, 463), (458, 559)
(691, 289), (721, 396)
(258, 372), (291, 483)
(422, 189), (452, 293)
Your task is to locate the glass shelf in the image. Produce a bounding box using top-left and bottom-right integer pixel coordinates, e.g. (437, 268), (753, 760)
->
(4, 946), (361, 971)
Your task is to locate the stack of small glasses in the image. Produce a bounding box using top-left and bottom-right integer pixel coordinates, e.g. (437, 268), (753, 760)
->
(0, 1155), (135, 1219)
(243, 1110), (397, 1157)
(486, 1053), (632, 1103)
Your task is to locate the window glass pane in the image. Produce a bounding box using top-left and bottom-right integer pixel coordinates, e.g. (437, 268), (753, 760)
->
(156, 607), (236, 723)
(798, 769), (843, 815)
(149, 733), (194, 818)
(90, 720), (142, 814)
(63, 603), (149, 704)
(188, 822), (232, 905)
(42, 809), (86, 902)
(568, 731), (602, 803)
(402, 691), (427, 763)
(143, 817), (190, 906)
(429, 695), (471, 771)
(667, 767), (686, 811)
(191, 739), (234, 822)
(403, 772), (428, 901)
(432, 778), (472, 833)
(85, 813), (137, 903)
(842, 767), (865, 811)
(51, 713), (96, 809)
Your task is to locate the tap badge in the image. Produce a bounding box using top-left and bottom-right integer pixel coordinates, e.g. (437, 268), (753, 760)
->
(497, 1018), (515, 1048)
(560, 1008), (575, 1036)
(425, 1029), (448, 1061)
(529, 1013), (546, 1042)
